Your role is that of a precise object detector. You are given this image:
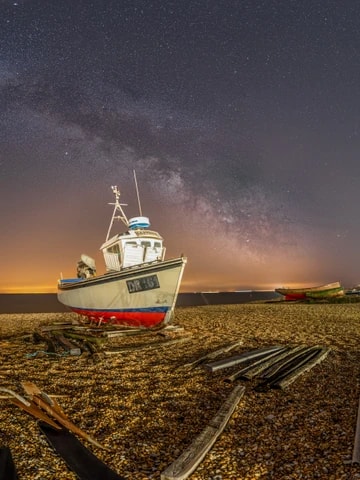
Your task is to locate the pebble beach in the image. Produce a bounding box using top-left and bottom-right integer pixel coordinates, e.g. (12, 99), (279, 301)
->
(1, 302), (360, 480)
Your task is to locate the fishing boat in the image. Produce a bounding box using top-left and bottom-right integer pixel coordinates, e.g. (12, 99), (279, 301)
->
(57, 179), (187, 328)
(305, 286), (345, 299)
(275, 282), (341, 301)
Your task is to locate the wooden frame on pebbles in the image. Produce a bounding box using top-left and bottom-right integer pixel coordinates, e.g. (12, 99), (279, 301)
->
(161, 385), (245, 480)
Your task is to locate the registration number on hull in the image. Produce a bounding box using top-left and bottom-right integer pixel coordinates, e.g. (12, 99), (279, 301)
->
(126, 274), (160, 293)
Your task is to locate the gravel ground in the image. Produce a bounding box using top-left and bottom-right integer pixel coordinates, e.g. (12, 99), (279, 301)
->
(1, 303), (360, 480)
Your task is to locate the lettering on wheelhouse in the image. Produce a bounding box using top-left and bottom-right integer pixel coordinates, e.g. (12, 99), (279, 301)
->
(127, 274), (160, 293)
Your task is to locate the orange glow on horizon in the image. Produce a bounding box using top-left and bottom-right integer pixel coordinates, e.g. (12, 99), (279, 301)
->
(0, 285), (58, 294)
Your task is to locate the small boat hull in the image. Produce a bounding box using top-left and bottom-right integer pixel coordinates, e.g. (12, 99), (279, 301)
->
(275, 282), (342, 301)
(305, 286), (345, 299)
(57, 257), (186, 328)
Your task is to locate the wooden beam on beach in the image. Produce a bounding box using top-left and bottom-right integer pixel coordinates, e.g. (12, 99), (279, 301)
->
(352, 388), (360, 463)
(101, 328), (146, 338)
(40, 323), (77, 332)
(224, 347), (290, 382)
(257, 345), (310, 379)
(204, 345), (284, 372)
(273, 347), (330, 389)
(52, 334), (82, 356)
(239, 347), (292, 380)
(161, 385), (245, 480)
(182, 340), (243, 368)
(255, 346), (323, 392)
(0, 395), (68, 400)
(104, 336), (191, 355)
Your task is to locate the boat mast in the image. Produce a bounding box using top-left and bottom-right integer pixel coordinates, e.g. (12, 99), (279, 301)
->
(105, 186), (129, 241)
(133, 170), (143, 216)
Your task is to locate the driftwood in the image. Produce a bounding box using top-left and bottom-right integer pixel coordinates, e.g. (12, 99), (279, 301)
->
(104, 336), (191, 355)
(10, 398), (61, 430)
(204, 345), (284, 372)
(224, 347), (289, 382)
(40, 323), (76, 332)
(272, 347), (330, 389)
(0, 387), (61, 430)
(352, 385), (360, 463)
(52, 334), (82, 356)
(33, 331), (58, 353)
(62, 332), (104, 345)
(20, 382), (108, 450)
(182, 340), (243, 368)
(255, 347), (323, 392)
(239, 347), (292, 380)
(101, 328), (146, 338)
(258, 345), (310, 379)
(161, 385), (245, 480)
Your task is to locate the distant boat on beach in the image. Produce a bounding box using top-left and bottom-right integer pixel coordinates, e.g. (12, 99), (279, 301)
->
(305, 285), (345, 299)
(275, 282), (343, 301)
(57, 176), (187, 328)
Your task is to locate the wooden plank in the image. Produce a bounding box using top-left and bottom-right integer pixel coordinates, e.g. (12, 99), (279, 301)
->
(183, 340), (243, 368)
(240, 347), (292, 380)
(225, 347), (290, 382)
(352, 386), (360, 463)
(40, 323), (75, 332)
(102, 328), (146, 338)
(0, 394), (68, 400)
(273, 347), (330, 389)
(161, 385), (245, 480)
(255, 347), (323, 392)
(204, 345), (283, 372)
(10, 398), (61, 430)
(258, 345), (310, 379)
(53, 334), (82, 356)
(30, 394), (108, 450)
(104, 336), (191, 354)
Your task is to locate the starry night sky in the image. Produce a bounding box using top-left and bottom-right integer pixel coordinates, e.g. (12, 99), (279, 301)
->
(1, 0), (360, 292)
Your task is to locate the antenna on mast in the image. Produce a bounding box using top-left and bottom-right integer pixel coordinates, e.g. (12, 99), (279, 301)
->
(133, 170), (143, 216)
(105, 186), (129, 241)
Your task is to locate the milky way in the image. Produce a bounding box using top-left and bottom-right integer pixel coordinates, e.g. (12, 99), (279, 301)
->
(1, 0), (360, 292)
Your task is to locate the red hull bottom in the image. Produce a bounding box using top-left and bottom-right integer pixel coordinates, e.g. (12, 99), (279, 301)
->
(70, 308), (167, 328)
(284, 294), (306, 301)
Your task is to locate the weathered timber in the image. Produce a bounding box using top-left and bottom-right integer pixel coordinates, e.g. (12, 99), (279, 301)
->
(104, 336), (191, 355)
(101, 328), (146, 338)
(10, 398), (61, 429)
(30, 393), (108, 450)
(40, 323), (76, 332)
(267, 347), (321, 384)
(62, 332), (105, 345)
(52, 334), (82, 356)
(255, 347), (323, 391)
(20, 380), (107, 449)
(33, 330), (58, 353)
(0, 394), (68, 400)
(258, 345), (310, 379)
(21, 381), (69, 421)
(183, 340), (243, 368)
(273, 347), (330, 389)
(161, 385), (245, 480)
(204, 345), (284, 372)
(352, 386), (360, 463)
(224, 347), (289, 382)
(240, 347), (293, 380)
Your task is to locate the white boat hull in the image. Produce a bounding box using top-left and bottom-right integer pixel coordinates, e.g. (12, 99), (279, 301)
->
(57, 257), (187, 328)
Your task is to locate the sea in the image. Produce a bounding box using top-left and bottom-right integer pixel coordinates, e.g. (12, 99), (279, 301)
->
(0, 291), (280, 314)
